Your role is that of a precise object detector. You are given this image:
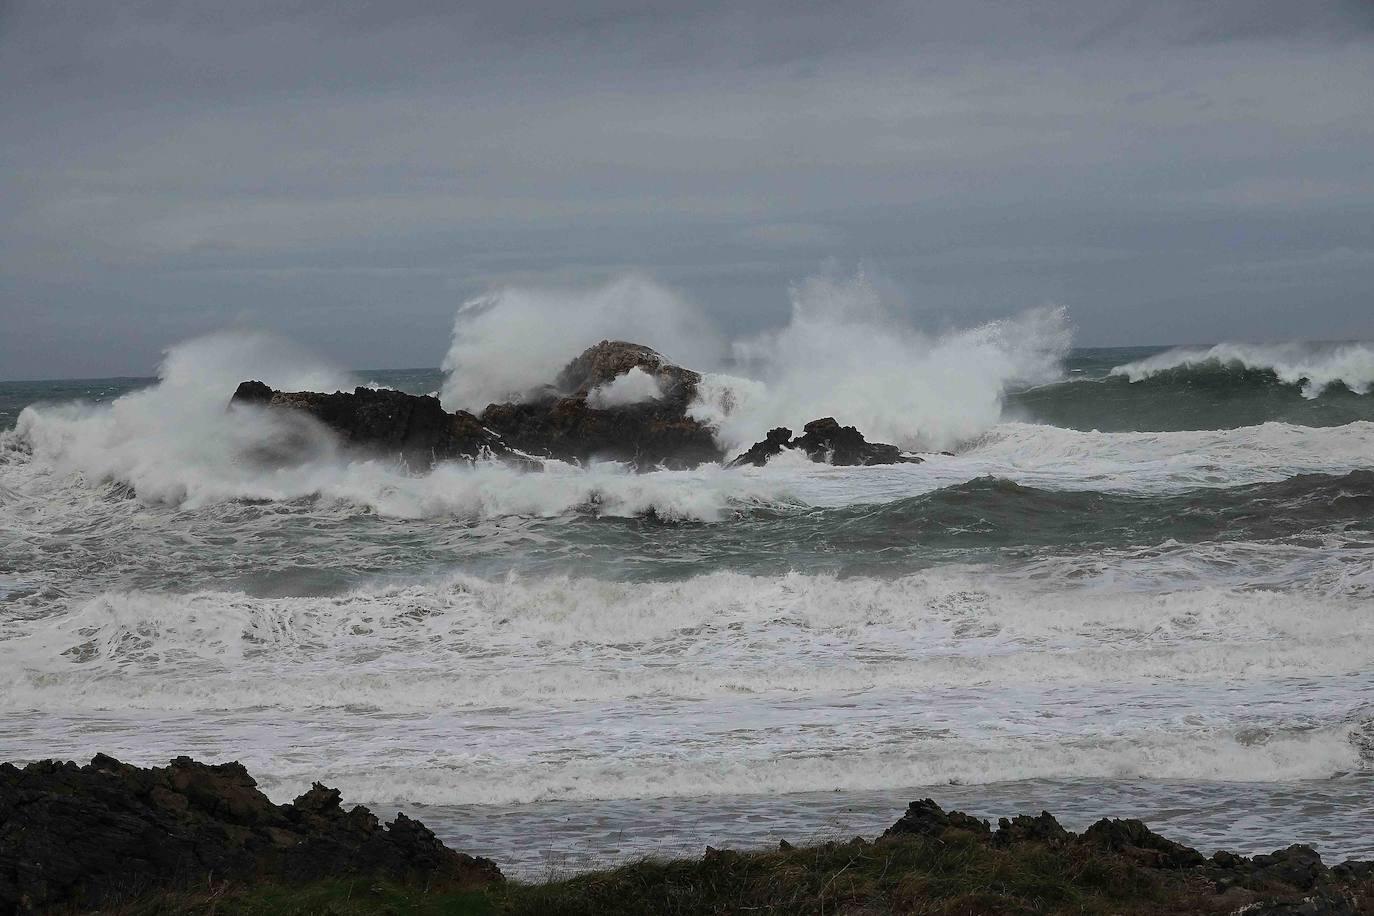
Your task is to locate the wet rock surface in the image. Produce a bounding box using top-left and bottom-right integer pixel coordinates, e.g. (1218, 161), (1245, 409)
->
(232, 340), (725, 471)
(479, 396), (723, 469)
(232, 341), (934, 472)
(0, 755), (501, 914)
(231, 381), (512, 468)
(553, 339), (701, 403)
(479, 342), (722, 468)
(730, 417), (923, 467)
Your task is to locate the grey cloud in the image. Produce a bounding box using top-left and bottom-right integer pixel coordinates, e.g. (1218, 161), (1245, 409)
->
(1, 0), (1372, 378)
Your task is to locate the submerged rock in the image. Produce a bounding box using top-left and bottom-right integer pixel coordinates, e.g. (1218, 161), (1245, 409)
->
(729, 417), (923, 468)
(0, 754), (501, 913)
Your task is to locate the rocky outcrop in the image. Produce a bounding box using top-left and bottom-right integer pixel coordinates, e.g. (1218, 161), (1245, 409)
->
(729, 418), (923, 468)
(727, 427), (794, 469)
(883, 799), (1373, 915)
(477, 341), (722, 469)
(0, 755), (501, 914)
(554, 340), (701, 405)
(231, 381), (514, 469)
(1082, 817), (1207, 869)
(884, 798), (989, 838)
(230, 342), (929, 472)
(231, 341), (724, 471)
(479, 397), (722, 470)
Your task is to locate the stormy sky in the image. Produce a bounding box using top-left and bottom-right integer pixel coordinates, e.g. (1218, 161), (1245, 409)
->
(2, 0), (1372, 379)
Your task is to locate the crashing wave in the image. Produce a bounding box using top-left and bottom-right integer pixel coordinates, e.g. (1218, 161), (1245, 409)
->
(1110, 341), (1374, 397)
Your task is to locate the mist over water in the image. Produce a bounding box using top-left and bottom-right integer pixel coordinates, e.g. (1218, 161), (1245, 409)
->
(2, 273), (1373, 873)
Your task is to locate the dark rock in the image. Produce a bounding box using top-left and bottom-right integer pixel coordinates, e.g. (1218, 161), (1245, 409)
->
(1333, 860), (1374, 881)
(231, 379), (274, 405)
(231, 341), (724, 471)
(727, 427), (793, 468)
(554, 340), (701, 405)
(994, 811), (1071, 847)
(231, 383), (515, 469)
(794, 418), (920, 467)
(730, 418), (923, 468)
(230, 344), (933, 472)
(1250, 845), (1328, 891)
(0, 755), (501, 913)
(1082, 818), (1206, 869)
(874, 803), (1370, 915)
(883, 798), (990, 839)
(480, 395), (722, 470)
(477, 341), (723, 469)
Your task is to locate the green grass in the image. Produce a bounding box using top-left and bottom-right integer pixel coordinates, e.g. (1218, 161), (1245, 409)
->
(117, 832), (1228, 915)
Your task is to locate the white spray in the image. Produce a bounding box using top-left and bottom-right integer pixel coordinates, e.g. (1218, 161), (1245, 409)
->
(1111, 341), (1374, 397)
(439, 274), (724, 410)
(692, 271), (1073, 451)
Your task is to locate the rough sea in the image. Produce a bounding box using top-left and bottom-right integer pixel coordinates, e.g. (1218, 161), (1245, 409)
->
(3, 301), (1373, 876)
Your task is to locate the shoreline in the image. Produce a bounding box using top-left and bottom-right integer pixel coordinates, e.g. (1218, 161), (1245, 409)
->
(4, 757), (1372, 915)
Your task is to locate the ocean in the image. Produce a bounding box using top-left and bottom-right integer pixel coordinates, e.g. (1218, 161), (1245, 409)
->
(2, 323), (1373, 877)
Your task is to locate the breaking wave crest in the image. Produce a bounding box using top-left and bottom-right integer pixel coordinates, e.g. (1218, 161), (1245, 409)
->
(1111, 341), (1374, 397)
(437, 271), (1072, 451)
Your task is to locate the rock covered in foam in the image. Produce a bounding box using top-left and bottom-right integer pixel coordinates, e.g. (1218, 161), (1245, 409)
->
(554, 340), (701, 405)
(232, 340), (723, 471)
(729, 417), (923, 468)
(230, 342), (925, 472)
(0, 754), (501, 913)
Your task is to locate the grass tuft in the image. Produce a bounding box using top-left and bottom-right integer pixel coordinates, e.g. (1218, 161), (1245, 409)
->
(112, 832), (1244, 915)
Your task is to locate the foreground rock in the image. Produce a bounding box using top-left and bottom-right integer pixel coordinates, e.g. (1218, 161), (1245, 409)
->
(729, 417), (923, 467)
(0, 755), (500, 913)
(7, 766), (1374, 915)
(883, 798), (1373, 915)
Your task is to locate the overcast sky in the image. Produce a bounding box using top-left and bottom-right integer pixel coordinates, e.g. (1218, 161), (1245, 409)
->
(2, 0), (1372, 379)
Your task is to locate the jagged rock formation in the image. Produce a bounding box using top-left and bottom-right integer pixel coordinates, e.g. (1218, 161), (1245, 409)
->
(231, 381), (513, 469)
(554, 339), (701, 404)
(0, 755), (501, 914)
(477, 340), (722, 469)
(232, 341), (724, 471)
(231, 342), (928, 472)
(883, 798), (1373, 915)
(729, 418), (923, 468)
